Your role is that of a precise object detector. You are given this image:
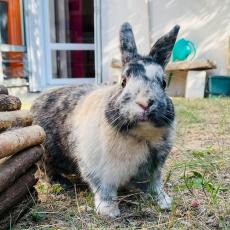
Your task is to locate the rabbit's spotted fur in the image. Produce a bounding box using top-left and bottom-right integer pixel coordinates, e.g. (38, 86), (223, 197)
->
(31, 23), (180, 218)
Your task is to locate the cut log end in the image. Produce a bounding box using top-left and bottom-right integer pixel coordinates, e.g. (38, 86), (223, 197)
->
(0, 95), (21, 111)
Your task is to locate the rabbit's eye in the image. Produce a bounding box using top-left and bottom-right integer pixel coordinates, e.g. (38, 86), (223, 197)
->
(121, 78), (127, 88)
(162, 79), (167, 89)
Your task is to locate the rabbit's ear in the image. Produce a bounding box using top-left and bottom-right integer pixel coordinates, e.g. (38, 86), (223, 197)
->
(149, 25), (180, 68)
(120, 22), (138, 65)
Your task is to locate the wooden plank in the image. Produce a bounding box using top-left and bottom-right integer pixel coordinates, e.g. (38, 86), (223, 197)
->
(0, 125), (46, 159)
(166, 59), (216, 71)
(0, 145), (43, 193)
(111, 58), (217, 71)
(0, 110), (33, 131)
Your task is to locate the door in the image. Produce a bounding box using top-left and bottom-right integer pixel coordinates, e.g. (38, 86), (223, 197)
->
(43, 0), (96, 86)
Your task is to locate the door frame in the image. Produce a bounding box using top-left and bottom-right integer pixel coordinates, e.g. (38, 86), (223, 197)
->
(42, 0), (101, 86)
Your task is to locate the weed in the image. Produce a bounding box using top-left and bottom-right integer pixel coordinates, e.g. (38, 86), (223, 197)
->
(50, 184), (63, 195)
(31, 211), (45, 222)
(192, 146), (215, 158)
(182, 166), (227, 204)
(37, 182), (49, 195)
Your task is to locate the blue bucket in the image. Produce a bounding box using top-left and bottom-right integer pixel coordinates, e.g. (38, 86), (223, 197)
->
(208, 76), (230, 96)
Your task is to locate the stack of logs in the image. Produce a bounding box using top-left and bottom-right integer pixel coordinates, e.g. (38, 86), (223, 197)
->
(0, 85), (46, 229)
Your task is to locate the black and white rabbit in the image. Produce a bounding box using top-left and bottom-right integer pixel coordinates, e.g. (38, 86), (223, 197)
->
(31, 22), (180, 218)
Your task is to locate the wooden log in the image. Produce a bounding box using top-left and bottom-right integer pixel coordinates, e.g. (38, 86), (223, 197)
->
(0, 85), (8, 95)
(0, 167), (38, 217)
(0, 110), (33, 131)
(0, 94), (21, 111)
(0, 125), (46, 159)
(0, 145), (43, 193)
(0, 189), (36, 230)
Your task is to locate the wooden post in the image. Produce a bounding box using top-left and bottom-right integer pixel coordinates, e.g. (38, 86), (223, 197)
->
(185, 71), (207, 98)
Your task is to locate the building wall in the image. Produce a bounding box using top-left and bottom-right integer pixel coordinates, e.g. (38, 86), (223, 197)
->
(101, 0), (150, 83)
(26, 0), (230, 91)
(149, 0), (230, 75)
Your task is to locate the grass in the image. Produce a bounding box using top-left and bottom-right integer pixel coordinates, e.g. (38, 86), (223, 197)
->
(14, 98), (230, 229)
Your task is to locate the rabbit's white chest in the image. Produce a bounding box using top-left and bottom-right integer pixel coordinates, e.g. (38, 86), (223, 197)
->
(99, 137), (150, 187)
(98, 123), (166, 187)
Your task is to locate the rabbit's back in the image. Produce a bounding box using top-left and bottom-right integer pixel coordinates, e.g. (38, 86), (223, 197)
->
(31, 84), (96, 176)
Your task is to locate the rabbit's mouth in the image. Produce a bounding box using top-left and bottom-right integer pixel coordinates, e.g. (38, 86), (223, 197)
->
(138, 111), (149, 122)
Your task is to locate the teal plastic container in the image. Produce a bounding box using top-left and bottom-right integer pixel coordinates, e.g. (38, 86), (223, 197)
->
(208, 76), (230, 96)
(172, 38), (196, 61)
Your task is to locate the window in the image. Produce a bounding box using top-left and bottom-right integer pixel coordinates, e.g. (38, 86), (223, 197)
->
(47, 0), (95, 81)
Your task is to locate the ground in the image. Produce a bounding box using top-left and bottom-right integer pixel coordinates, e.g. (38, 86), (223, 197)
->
(15, 98), (230, 229)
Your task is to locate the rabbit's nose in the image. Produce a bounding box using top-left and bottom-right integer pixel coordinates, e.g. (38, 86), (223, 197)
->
(136, 99), (155, 111)
(136, 102), (148, 110)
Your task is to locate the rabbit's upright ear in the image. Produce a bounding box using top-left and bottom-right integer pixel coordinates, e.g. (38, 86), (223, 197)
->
(120, 22), (138, 65)
(149, 25), (180, 68)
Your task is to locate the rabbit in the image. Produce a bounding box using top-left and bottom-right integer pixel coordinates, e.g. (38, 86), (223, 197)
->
(31, 22), (180, 218)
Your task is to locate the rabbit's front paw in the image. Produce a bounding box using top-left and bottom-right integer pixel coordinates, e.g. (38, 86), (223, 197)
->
(156, 191), (172, 210)
(95, 199), (120, 218)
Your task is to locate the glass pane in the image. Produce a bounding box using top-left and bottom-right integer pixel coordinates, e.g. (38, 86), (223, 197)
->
(1, 51), (28, 78)
(51, 50), (95, 78)
(0, 0), (24, 45)
(49, 0), (94, 43)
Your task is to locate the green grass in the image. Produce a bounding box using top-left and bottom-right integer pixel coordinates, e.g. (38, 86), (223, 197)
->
(175, 104), (202, 124)
(15, 98), (230, 229)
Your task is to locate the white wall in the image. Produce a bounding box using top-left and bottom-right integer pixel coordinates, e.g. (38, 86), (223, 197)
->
(101, 0), (150, 82)
(149, 0), (230, 75)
